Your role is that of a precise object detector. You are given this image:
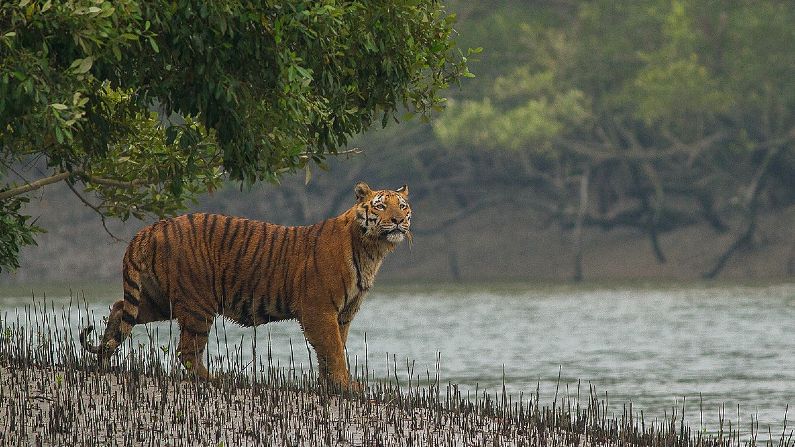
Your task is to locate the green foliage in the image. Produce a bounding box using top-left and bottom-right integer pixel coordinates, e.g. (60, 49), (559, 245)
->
(80, 88), (224, 221)
(433, 0), (795, 274)
(0, 196), (43, 273)
(0, 0), (471, 272)
(437, 0), (795, 161)
(629, 56), (729, 124)
(435, 27), (589, 154)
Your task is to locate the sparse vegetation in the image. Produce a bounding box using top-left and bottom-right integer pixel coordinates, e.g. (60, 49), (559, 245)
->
(1, 295), (792, 446)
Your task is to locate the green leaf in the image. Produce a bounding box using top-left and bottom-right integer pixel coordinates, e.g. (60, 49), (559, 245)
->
(72, 57), (94, 74)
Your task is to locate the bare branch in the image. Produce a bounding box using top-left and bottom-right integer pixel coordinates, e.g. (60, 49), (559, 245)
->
(331, 148), (364, 157)
(0, 171), (74, 201)
(0, 168), (160, 202)
(65, 181), (126, 243)
(413, 194), (555, 236)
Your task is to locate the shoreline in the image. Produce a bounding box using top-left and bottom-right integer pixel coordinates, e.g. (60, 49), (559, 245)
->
(0, 294), (792, 446)
(0, 360), (785, 447)
(0, 363), (590, 447)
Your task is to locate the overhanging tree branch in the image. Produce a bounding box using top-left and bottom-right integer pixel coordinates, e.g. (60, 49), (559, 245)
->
(703, 142), (786, 279)
(0, 169), (158, 202)
(81, 175), (149, 189)
(0, 171), (73, 201)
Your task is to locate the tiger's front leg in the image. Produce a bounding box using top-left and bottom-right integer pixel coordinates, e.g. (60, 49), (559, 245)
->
(301, 313), (358, 391)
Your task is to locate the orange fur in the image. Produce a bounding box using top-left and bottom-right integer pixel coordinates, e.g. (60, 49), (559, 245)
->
(80, 182), (411, 389)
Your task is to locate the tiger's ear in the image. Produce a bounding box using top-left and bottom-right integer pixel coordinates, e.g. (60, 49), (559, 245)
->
(396, 184), (409, 198)
(354, 182), (372, 202)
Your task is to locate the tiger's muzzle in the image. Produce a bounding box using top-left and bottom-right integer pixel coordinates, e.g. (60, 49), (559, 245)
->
(381, 223), (409, 244)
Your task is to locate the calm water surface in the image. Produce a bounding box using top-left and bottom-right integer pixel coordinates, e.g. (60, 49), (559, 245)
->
(1, 282), (793, 435)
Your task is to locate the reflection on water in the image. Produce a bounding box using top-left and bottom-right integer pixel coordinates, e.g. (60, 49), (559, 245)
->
(1, 282), (793, 436)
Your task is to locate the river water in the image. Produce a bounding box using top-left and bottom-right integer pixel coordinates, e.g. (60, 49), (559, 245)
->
(1, 282), (793, 436)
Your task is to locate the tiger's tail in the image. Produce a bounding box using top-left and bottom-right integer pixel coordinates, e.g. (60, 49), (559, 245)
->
(80, 261), (143, 360)
(78, 325), (104, 354)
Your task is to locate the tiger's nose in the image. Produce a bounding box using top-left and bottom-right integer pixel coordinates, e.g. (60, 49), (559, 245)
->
(391, 217), (403, 224)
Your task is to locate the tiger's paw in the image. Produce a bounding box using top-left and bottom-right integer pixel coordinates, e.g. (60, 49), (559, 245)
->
(324, 378), (365, 395)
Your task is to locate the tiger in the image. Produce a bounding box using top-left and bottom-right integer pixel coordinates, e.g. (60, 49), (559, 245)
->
(80, 182), (412, 389)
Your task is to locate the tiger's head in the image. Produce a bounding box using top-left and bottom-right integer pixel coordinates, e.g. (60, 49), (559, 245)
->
(354, 182), (412, 244)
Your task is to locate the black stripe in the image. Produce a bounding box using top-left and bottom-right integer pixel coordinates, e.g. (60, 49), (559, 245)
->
(220, 271), (230, 307)
(264, 227), (288, 301)
(312, 220), (327, 275)
(204, 216), (221, 303)
(239, 220), (253, 250)
(142, 287), (171, 319)
(281, 227), (297, 298)
(351, 239), (363, 291)
(228, 290), (242, 318)
(161, 221), (172, 259)
(159, 224), (173, 298)
(226, 219), (243, 250)
(218, 216), (233, 249)
(230, 220), (253, 284)
(274, 294), (284, 317)
(123, 270), (139, 291)
(300, 261), (309, 312)
(257, 294), (272, 324)
(245, 225), (269, 291)
(273, 226), (291, 283)
(236, 293), (255, 326)
(187, 213), (197, 241)
(123, 290), (140, 307)
(207, 214), (219, 240)
(342, 277), (350, 308)
(219, 221), (244, 301)
(149, 232), (158, 277)
(121, 311), (136, 325)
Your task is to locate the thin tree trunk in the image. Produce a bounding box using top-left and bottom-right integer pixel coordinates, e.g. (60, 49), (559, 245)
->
(443, 230), (461, 282)
(573, 168), (590, 282)
(648, 214), (667, 264)
(704, 144), (782, 279)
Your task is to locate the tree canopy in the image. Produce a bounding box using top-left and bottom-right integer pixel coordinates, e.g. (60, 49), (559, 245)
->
(0, 0), (472, 272)
(434, 0), (795, 278)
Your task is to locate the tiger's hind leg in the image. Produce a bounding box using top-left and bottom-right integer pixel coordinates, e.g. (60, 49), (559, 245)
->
(176, 310), (214, 381)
